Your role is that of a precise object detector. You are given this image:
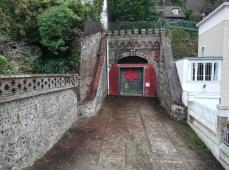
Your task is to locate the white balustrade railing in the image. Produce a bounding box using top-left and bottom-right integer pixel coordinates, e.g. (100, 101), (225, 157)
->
(189, 101), (217, 128)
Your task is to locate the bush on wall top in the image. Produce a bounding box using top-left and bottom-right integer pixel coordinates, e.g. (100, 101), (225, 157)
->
(0, 55), (17, 75)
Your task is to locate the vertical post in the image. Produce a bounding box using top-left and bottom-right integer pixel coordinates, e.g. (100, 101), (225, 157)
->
(107, 34), (110, 94)
(217, 105), (229, 145)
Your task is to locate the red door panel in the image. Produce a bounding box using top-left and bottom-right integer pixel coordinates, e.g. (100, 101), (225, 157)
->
(144, 64), (157, 96)
(109, 64), (157, 97)
(109, 64), (119, 95)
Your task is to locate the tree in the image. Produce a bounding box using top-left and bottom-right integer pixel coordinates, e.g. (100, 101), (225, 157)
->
(0, 0), (64, 43)
(37, 5), (80, 53)
(108, 0), (158, 22)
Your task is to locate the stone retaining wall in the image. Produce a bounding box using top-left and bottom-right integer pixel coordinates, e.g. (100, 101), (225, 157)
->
(79, 37), (108, 117)
(158, 33), (187, 121)
(80, 32), (102, 101)
(0, 75), (79, 170)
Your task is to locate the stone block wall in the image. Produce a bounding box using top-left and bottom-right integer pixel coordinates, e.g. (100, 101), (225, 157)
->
(0, 75), (79, 170)
(80, 32), (102, 101)
(158, 33), (187, 121)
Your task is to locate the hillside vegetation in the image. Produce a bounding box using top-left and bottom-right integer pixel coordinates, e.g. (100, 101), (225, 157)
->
(108, 0), (159, 22)
(171, 28), (198, 59)
(0, 0), (103, 74)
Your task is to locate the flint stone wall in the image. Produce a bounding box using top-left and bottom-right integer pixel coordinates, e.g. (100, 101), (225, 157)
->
(80, 32), (102, 101)
(0, 75), (79, 170)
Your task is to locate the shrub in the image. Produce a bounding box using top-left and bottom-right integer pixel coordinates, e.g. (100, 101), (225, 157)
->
(37, 5), (80, 54)
(0, 55), (17, 74)
(171, 28), (198, 59)
(32, 57), (78, 74)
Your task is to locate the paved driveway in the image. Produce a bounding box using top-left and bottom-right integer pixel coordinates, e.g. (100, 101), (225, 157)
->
(27, 97), (224, 170)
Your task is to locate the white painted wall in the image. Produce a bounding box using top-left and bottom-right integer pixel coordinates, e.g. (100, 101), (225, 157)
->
(197, 2), (229, 110)
(176, 58), (222, 109)
(100, 0), (108, 30)
(197, 3), (229, 57)
(198, 22), (224, 57)
(221, 20), (229, 106)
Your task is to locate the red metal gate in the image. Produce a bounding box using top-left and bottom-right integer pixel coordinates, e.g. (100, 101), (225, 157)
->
(109, 64), (157, 97)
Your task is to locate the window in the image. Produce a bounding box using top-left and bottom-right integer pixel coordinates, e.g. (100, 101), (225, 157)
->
(192, 63), (196, 81)
(205, 63), (212, 81)
(172, 8), (179, 15)
(197, 63), (204, 81)
(191, 62), (219, 81)
(213, 62), (219, 81)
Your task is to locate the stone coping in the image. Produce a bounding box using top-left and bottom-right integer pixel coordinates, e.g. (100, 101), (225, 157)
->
(217, 105), (229, 117)
(0, 74), (79, 103)
(0, 74), (79, 79)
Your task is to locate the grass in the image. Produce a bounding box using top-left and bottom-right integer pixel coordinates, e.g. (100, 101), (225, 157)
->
(184, 126), (209, 150)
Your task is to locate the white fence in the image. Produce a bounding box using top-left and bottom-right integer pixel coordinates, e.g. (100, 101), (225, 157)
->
(189, 101), (217, 130)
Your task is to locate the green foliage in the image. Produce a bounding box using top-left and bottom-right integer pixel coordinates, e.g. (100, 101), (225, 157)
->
(170, 0), (183, 6)
(184, 127), (208, 150)
(37, 5), (80, 53)
(0, 55), (17, 74)
(66, 0), (91, 22)
(33, 57), (78, 74)
(0, 0), (103, 74)
(108, 0), (159, 22)
(0, 0), (64, 43)
(171, 28), (198, 59)
(91, 0), (104, 21)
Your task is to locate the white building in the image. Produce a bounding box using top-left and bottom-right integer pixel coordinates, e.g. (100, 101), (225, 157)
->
(176, 2), (229, 111)
(176, 57), (222, 110)
(176, 2), (229, 169)
(100, 0), (108, 30)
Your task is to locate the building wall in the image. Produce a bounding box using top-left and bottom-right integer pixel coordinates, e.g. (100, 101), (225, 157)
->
(176, 59), (222, 109)
(80, 32), (102, 101)
(0, 75), (79, 170)
(221, 20), (229, 105)
(79, 37), (108, 117)
(100, 0), (108, 30)
(198, 22), (224, 56)
(198, 3), (229, 57)
(197, 3), (229, 106)
(159, 34), (186, 121)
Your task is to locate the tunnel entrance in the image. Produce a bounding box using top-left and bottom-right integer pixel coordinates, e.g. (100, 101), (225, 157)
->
(109, 55), (157, 97)
(118, 56), (148, 64)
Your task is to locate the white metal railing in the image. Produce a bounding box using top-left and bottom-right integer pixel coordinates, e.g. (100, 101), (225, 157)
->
(189, 101), (217, 128)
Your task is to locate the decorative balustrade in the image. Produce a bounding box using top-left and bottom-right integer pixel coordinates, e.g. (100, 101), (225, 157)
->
(109, 21), (169, 30)
(0, 74), (79, 103)
(109, 28), (166, 36)
(189, 101), (217, 128)
(108, 21), (169, 35)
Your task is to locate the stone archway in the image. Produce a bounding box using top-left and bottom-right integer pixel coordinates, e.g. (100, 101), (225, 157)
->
(119, 51), (152, 63)
(118, 56), (148, 64)
(113, 51), (158, 75)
